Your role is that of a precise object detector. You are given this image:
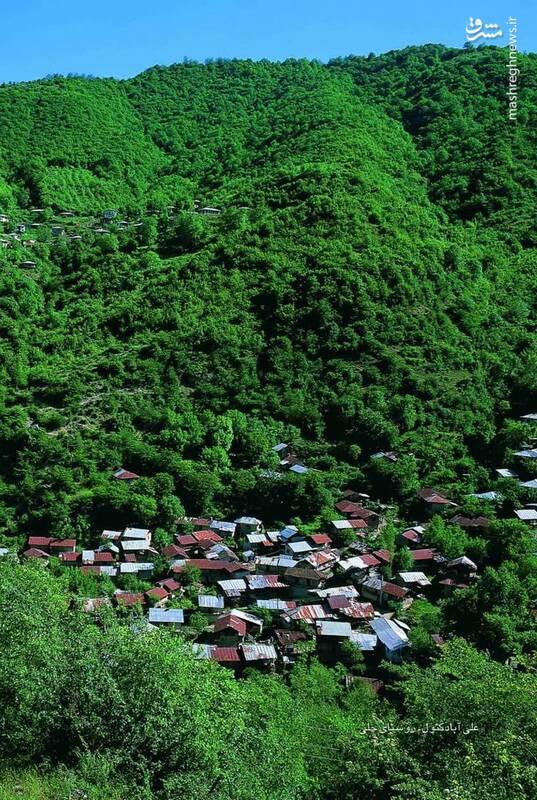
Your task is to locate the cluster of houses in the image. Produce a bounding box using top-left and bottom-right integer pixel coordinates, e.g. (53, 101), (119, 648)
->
(15, 476), (495, 678)
(0, 200), (237, 255)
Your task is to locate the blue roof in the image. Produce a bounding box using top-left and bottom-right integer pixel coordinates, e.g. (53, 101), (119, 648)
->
(197, 595), (225, 609)
(290, 464), (308, 474)
(369, 618), (408, 651)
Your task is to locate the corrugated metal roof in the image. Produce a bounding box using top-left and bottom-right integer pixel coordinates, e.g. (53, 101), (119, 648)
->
(350, 632), (377, 651)
(241, 643), (277, 661)
(283, 604), (330, 622)
(123, 527), (151, 539)
(197, 594), (225, 609)
(317, 620), (352, 637)
(148, 608), (184, 624)
(340, 602), (375, 620)
(370, 618), (408, 651)
(247, 574), (287, 590)
(256, 599), (297, 610)
(217, 579), (247, 595)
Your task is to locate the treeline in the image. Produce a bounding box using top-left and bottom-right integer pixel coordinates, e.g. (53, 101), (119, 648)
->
(0, 562), (535, 800)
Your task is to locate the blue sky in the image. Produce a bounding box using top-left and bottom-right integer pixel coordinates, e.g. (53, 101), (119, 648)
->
(1, 0), (532, 82)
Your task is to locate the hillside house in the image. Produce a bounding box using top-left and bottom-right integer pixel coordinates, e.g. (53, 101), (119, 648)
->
(369, 617), (409, 663)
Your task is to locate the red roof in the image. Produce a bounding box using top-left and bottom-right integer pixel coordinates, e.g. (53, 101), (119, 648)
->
(349, 518), (368, 529)
(341, 601), (375, 619)
(214, 614), (247, 636)
(124, 553), (137, 563)
(380, 581), (408, 599)
(450, 514), (490, 528)
(328, 595), (351, 610)
(335, 500), (363, 515)
(372, 549), (391, 564)
(360, 554), (381, 567)
(309, 534), (332, 545)
(193, 529), (223, 543)
(23, 547), (49, 558)
(410, 549), (436, 561)
(211, 646), (241, 662)
(27, 536), (52, 548)
(49, 539), (76, 549)
(94, 551), (114, 564)
(112, 468), (140, 480)
(115, 592), (145, 607)
(161, 544), (189, 558)
(176, 534), (197, 547)
(59, 551), (81, 562)
(191, 518), (211, 527)
(401, 529), (420, 542)
(157, 578), (182, 592)
(145, 587), (169, 601)
(418, 487), (454, 505)
(180, 559), (244, 573)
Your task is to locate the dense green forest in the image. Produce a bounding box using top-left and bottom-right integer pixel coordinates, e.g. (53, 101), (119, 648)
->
(0, 45), (536, 798)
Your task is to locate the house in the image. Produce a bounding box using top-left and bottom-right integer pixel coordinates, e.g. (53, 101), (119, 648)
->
(272, 442), (291, 459)
(289, 464), (309, 474)
(398, 526), (424, 547)
(123, 527), (151, 544)
(372, 549), (391, 565)
(369, 617), (409, 663)
(256, 554), (297, 574)
(496, 468), (519, 479)
(114, 591), (145, 608)
(314, 585), (359, 600)
(256, 599), (297, 611)
(297, 549), (339, 573)
(23, 547), (49, 561)
(195, 645), (242, 669)
(148, 608), (184, 630)
(246, 574), (287, 593)
(234, 516), (263, 536)
(144, 587), (169, 605)
(360, 576), (409, 605)
(217, 578), (248, 599)
(198, 207), (221, 215)
(329, 597), (375, 621)
(27, 536), (52, 551)
(396, 571), (431, 590)
(102, 209), (118, 221)
(308, 533), (332, 548)
(19, 261), (36, 269)
(59, 551), (81, 564)
(446, 556), (477, 575)
(209, 520), (237, 538)
(156, 577), (182, 594)
(49, 538), (77, 554)
(283, 567), (324, 592)
(161, 544), (189, 561)
(112, 468), (140, 482)
(438, 578), (469, 595)
(51, 226), (65, 237)
(514, 509), (537, 526)
(281, 604), (331, 625)
(316, 620), (353, 659)
(418, 487), (457, 513)
(285, 540), (313, 557)
(330, 518), (368, 535)
(520, 479), (537, 490)
(520, 413), (537, 424)
(273, 629), (307, 663)
(101, 530), (122, 542)
(278, 525), (301, 543)
(349, 632), (378, 657)
(213, 612), (260, 642)
(197, 594), (225, 611)
(118, 562), (154, 580)
(177, 559), (250, 583)
(371, 451), (398, 463)
(409, 549), (437, 567)
(450, 515), (490, 533)
(240, 643), (277, 669)
(120, 540), (157, 561)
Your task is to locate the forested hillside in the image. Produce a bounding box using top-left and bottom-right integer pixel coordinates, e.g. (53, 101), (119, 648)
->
(0, 45), (536, 799)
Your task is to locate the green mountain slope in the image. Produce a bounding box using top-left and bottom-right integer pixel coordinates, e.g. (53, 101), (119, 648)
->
(0, 50), (535, 536)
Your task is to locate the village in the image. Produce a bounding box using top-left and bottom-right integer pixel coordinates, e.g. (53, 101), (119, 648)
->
(5, 418), (537, 685)
(0, 202), (224, 258)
